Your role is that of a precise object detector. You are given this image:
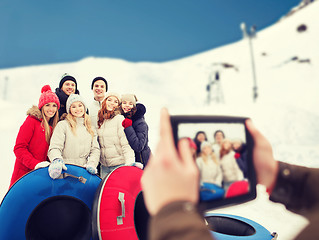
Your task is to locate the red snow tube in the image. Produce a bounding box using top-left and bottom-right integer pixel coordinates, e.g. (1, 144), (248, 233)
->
(92, 166), (149, 240)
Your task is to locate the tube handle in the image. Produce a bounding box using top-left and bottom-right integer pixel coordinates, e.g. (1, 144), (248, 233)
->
(117, 192), (125, 225)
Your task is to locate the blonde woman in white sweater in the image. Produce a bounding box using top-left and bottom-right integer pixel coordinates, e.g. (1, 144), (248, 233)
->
(196, 141), (223, 186)
(96, 92), (135, 178)
(48, 94), (100, 179)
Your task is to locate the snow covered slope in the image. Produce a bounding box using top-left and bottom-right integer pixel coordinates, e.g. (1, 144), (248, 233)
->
(0, 1), (318, 239)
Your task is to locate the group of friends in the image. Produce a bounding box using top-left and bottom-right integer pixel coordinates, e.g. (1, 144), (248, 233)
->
(9, 74), (151, 187)
(7, 74), (319, 239)
(190, 129), (247, 189)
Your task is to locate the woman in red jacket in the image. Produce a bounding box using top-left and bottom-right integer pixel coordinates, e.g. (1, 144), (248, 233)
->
(9, 85), (60, 187)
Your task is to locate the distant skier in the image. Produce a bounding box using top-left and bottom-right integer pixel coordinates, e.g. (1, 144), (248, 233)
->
(9, 85), (60, 187)
(120, 94), (151, 167)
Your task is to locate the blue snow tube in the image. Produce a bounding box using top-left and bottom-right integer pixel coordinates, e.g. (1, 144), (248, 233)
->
(0, 164), (101, 240)
(200, 183), (225, 201)
(205, 213), (277, 240)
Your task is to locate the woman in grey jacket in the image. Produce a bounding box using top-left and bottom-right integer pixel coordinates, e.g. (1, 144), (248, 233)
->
(48, 94), (100, 179)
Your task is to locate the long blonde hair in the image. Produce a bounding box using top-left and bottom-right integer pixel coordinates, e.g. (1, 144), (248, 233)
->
(41, 108), (59, 143)
(66, 113), (95, 138)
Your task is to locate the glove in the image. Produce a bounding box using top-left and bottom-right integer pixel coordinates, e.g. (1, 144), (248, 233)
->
(126, 162), (144, 170)
(122, 118), (132, 128)
(48, 158), (67, 179)
(85, 164), (97, 175)
(34, 161), (50, 170)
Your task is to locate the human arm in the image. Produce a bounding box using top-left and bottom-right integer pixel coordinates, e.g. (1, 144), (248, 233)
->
(245, 119), (278, 190)
(149, 201), (213, 240)
(47, 121), (66, 162)
(269, 162), (319, 216)
(86, 132), (100, 174)
(123, 119), (149, 152)
(13, 117), (44, 169)
(117, 116), (135, 163)
(47, 121), (67, 179)
(141, 108), (213, 240)
(246, 119), (319, 216)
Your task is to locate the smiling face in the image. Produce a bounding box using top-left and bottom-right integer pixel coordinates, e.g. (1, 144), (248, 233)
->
(222, 139), (232, 151)
(215, 131), (225, 144)
(232, 140), (242, 151)
(42, 102), (58, 120)
(106, 96), (119, 111)
(70, 101), (85, 118)
(121, 100), (134, 113)
(93, 80), (106, 101)
(202, 145), (213, 155)
(196, 133), (206, 142)
(61, 80), (76, 96)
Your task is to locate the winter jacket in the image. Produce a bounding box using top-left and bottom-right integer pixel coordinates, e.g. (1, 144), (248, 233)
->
(220, 150), (244, 183)
(123, 103), (151, 166)
(88, 98), (104, 129)
(55, 88), (79, 117)
(47, 118), (100, 168)
(212, 143), (221, 160)
(10, 106), (50, 187)
(97, 113), (135, 167)
(193, 131), (207, 157)
(196, 156), (223, 186)
(234, 144), (248, 178)
(149, 201), (213, 240)
(270, 161), (319, 239)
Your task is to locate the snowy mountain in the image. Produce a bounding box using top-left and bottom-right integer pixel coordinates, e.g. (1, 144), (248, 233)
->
(1, 1), (319, 239)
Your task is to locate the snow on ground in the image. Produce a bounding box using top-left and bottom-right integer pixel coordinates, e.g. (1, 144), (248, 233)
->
(1, 1), (319, 239)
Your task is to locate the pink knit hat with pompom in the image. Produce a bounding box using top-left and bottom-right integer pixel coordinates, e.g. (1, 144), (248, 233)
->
(38, 85), (60, 109)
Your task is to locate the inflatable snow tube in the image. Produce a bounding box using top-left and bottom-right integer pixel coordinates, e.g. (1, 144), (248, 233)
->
(200, 182), (225, 201)
(0, 164), (101, 240)
(92, 166), (149, 240)
(205, 213), (277, 240)
(225, 180), (249, 198)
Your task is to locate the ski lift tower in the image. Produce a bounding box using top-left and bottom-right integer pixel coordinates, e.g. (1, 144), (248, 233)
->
(206, 69), (224, 105)
(240, 22), (258, 102)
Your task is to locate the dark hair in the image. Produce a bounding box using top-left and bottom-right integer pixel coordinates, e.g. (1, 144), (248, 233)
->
(120, 105), (137, 119)
(194, 131), (207, 141)
(214, 130), (225, 139)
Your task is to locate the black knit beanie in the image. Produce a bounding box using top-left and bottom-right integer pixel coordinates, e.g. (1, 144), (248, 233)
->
(59, 74), (77, 92)
(91, 76), (108, 91)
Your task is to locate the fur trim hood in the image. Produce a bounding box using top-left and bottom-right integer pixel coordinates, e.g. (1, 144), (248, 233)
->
(26, 105), (42, 121)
